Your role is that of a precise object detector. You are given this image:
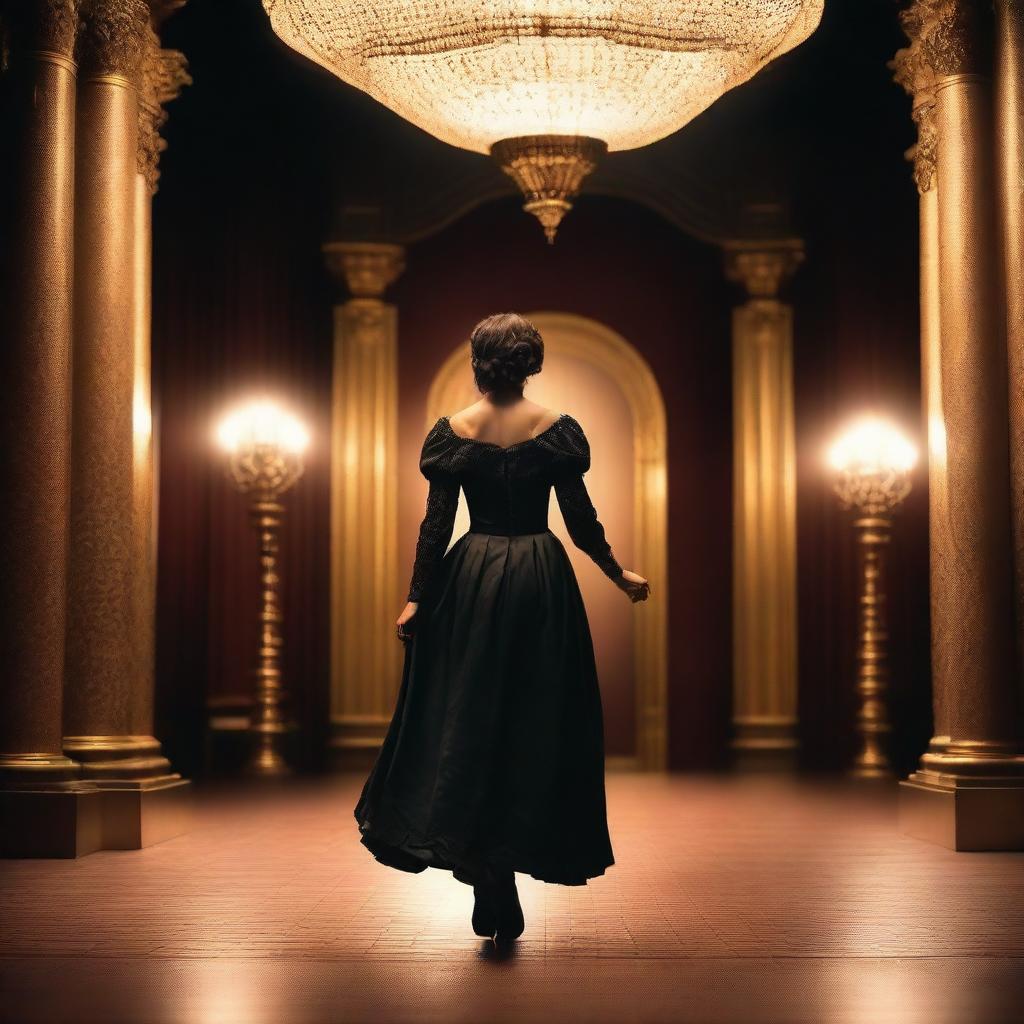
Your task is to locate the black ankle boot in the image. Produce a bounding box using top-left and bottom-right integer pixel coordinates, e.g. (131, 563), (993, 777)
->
(472, 883), (497, 937)
(493, 872), (524, 942)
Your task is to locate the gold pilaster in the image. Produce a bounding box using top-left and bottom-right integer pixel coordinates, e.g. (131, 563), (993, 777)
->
(725, 237), (803, 771)
(897, 0), (1024, 850)
(0, 1), (82, 791)
(323, 242), (404, 769)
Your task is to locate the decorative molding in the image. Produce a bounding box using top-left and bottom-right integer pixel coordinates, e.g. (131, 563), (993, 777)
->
(910, 101), (938, 193)
(897, 0), (993, 81)
(425, 312), (670, 771)
(491, 135), (607, 244)
(76, 0), (148, 80)
(137, 25), (190, 193)
(893, 3), (940, 193)
(723, 240), (804, 299)
(323, 242), (405, 299)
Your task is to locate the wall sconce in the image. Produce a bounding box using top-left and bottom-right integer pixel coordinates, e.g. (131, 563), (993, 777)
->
(216, 399), (309, 776)
(828, 416), (917, 780)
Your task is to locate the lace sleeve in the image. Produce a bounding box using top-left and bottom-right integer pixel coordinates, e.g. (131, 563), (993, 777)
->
(407, 419), (460, 602)
(554, 473), (625, 585)
(407, 477), (460, 601)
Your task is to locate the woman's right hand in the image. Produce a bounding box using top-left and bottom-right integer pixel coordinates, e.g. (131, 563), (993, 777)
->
(619, 570), (651, 603)
(396, 601), (418, 643)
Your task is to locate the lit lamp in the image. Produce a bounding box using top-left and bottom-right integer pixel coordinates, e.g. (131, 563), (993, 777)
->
(263, 1), (823, 242)
(828, 417), (917, 780)
(216, 399), (310, 776)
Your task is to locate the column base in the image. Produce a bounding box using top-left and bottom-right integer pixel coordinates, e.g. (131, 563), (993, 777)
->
(732, 717), (798, 772)
(62, 734), (175, 780)
(0, 777), (192, 858)
(329, 715), (388, 771)
(0, 752), (82, 785)
(900, 770), (1024, 851)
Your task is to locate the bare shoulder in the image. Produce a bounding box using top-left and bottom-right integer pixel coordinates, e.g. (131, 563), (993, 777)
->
(532, 403), (564, 431)
(447, 399), (488, 437)
(448, 399), (562, 441)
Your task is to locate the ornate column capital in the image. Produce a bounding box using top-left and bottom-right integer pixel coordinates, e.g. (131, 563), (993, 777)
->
(76, 0), (149, 81)
(900, 0), (994, 80)
(892, 3), (942, 193)
(323, 242), (406, 300)
(723, 240), (804, 300)
(2, 0), (81, 60)
(137, 23), (190, 193)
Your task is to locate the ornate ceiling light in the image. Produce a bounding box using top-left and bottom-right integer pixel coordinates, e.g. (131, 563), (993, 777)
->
(264, 0), (823, 241)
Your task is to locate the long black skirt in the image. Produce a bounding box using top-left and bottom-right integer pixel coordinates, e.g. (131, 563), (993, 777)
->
(353, 528), (615, 886)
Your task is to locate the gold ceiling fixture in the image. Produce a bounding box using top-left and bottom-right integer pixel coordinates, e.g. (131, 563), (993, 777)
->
(264, 0), (824, 241)
(490, 136), (607, 244)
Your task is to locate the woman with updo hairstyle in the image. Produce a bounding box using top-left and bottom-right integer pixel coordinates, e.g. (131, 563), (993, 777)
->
(354, 311), (650, 946)
(469, 312), (545, 393)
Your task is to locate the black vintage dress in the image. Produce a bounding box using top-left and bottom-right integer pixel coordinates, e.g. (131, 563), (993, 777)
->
(353, 412), (627, 886)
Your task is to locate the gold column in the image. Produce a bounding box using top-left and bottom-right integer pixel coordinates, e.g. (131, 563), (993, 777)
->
(893, 23), (950, 754)
(898, 0), (1024, 850)
(994, 0), (1024, 698)
(0, 2), (91, 856)
(323, 242), (404, 769)
(63, 0), (188, 847)
(724, 236), (803, 771)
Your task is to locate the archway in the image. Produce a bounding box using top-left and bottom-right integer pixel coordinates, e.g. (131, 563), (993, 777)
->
(426, 312), (669, 770)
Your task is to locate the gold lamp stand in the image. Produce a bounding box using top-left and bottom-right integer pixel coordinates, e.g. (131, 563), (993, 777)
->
(830, 418), (916, 780)
(217, 401), (308, 777)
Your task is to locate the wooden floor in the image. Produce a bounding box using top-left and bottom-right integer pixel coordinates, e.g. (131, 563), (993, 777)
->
(1, 773), (1022, 1023)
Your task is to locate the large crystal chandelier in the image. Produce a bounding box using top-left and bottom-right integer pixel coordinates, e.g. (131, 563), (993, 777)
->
(264, 0), (823, 241)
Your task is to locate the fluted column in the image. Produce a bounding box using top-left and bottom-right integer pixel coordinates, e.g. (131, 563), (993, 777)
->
(724, 236), (803, 771)
(0, 1), (82, 791)
(898, 0), (1024, 851)
(323, 242), (404, 770)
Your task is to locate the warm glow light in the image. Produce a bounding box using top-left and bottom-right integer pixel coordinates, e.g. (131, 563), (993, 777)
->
(215, 399), (310, 455)
(133, 390), (152, 442)
(828, 417), (918, 476)
(263, 1), (823, 156)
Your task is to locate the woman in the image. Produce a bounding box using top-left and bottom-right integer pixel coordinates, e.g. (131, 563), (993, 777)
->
(353, 312), (650, 944)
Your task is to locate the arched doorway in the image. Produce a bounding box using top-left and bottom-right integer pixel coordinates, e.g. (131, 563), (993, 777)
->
(426, 312), (668, 769)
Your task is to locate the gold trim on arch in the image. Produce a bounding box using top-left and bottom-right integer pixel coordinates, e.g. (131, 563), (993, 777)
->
(426, 312), (669, 770)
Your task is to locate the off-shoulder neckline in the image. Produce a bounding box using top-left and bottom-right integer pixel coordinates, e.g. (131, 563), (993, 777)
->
(441, 412), (568, 451)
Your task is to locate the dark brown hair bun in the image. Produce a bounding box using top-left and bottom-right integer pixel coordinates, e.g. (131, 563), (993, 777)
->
(469, 312), (544, 393)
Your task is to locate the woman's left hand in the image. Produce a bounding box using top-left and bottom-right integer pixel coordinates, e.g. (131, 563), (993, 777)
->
(396, 601), (419, 643)
(619, 570), (651, 603)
